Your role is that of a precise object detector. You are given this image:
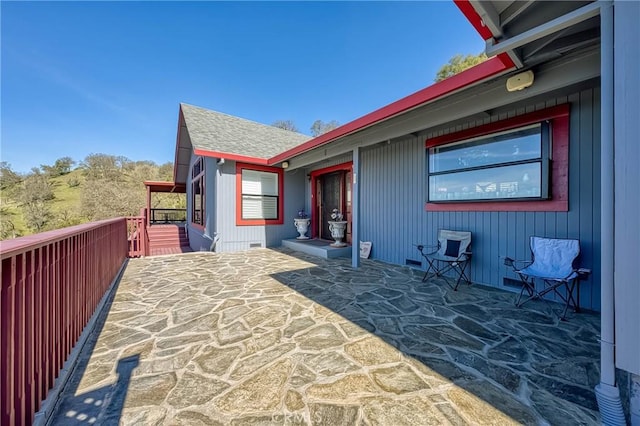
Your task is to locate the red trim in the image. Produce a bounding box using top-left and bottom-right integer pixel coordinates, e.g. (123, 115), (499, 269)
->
(425, 105), (570, 212)
(454, 0), (494, 40)
(309, 162), (353, 239)
(143, 181), (186, 193)
(235, 163), (284, 226)
(426, 104), (570, 148)
(195, 148), (269, 165)
(268, 56), (513, 165)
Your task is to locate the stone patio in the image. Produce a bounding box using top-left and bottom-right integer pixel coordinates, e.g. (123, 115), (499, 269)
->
(50, 248), (601, 425)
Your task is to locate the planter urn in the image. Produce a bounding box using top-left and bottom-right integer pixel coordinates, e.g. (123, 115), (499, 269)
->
(294, 218), (311, 239)
(328, 221), (348, 247)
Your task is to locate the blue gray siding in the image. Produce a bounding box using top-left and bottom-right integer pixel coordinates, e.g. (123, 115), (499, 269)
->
(214, 160), (305, 252)
(359, 87), (602, 311)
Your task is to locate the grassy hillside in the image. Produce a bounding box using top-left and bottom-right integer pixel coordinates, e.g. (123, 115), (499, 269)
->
(1, 169), (85, 238)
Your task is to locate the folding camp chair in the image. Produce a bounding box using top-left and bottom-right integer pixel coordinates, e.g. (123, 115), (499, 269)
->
(504, 236), (591, 320)
(416, 230), (472, 291)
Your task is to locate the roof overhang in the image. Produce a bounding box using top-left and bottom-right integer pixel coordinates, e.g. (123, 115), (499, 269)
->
(193, 149), (270, 166)
(143, 181), (186, 193)
(173, 107), (192, 184)
(457, 0), (601, 69)
(268, 53), (515, 165)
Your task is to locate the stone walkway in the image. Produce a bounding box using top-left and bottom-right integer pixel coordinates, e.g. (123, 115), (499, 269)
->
(51, 249), (601, 425)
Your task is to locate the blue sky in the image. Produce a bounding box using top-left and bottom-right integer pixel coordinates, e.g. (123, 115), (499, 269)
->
(1, 1), (484, 173)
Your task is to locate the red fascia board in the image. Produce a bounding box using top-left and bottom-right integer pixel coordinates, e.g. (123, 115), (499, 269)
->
(194, 148), (270, 166)
(143, 181), (178, 187)
(454, 0), (494, 40)
(143, 181), (186, 193)
(269, 55), (513, 165)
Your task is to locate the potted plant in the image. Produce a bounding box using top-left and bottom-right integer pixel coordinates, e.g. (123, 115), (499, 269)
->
(327, 208), (348, 247)
(293, 209), (311, 239)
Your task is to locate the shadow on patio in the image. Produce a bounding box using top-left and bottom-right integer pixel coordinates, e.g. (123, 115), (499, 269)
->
(49, 248), (601, 425)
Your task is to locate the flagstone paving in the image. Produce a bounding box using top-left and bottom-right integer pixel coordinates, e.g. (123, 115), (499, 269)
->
(51, 248), (601, 425)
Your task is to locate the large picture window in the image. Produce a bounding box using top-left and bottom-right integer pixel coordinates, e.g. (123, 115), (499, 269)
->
(425, 104), (570, 212)
(191, 157), (205, 226)
(236, 163), (284, 225)
(428, 123), (550, 202)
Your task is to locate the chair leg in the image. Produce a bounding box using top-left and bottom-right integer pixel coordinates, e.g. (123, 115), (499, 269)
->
(515, 278), (535, 307)
(451, 260), (471, 291)
(558, 279), (580, 320)
(422, 259), (438, 282)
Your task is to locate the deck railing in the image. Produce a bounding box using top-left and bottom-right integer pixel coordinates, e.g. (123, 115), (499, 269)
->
(126, 213), (148, 257)
(149, 208), (186, 224)
(0, 218), (128, 425)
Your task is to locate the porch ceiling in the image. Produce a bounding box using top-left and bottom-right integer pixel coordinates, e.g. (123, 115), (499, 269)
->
(467, 0), (600, 68)
(50, 249), (601, 424)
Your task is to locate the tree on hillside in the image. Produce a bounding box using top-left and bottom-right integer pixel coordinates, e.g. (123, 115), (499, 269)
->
(41, 156), (75, 177)
(19, 169), (55, 232)
(0, 204), (20, 239)
(310, 120), (340, 137)
(272, 120), (299, 132)
(80, 154), (141, 220)
(435, 53), (488, 82)
(0, 161), (22, 198)
(80, 153), (130, 181)
(79, 154), (183, 220)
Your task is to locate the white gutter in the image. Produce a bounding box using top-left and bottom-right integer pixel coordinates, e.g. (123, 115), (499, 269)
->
(594, 2), (626, 423)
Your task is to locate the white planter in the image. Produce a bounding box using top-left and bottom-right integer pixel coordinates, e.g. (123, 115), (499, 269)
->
(294, 218), (311, 239)
(328, 221), (348, 247)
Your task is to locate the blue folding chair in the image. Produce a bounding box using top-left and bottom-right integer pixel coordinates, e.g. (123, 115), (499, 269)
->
(505, 236), (591, 320)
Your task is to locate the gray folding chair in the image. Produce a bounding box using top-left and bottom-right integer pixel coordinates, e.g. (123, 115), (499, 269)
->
(504, 236), (591, 320)
(416, 230), (472, 291)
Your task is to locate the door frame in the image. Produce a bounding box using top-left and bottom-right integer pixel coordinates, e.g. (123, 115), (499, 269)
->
(310, 162), (353, 240)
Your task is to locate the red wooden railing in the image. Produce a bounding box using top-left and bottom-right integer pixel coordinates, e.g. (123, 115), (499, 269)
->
(126, 212), (148, 257)
(0, 218), (128, 425)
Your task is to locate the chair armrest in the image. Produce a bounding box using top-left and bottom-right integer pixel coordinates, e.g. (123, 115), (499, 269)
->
(455, 251), (472, 261)
(577, 268), (591, 279)
(503, 257), (532, 269)
(415, 244), (438, 255)
(504, 256), (533, 266)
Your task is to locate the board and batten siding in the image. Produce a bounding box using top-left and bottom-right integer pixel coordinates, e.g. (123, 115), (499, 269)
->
(215, 159), (305, 252)
(359, 87), (602, 311)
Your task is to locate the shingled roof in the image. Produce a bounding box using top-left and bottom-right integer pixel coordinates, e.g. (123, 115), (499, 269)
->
(180, 103), (311, 159)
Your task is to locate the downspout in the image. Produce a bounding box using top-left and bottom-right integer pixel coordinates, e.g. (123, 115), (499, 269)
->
(594, 2), (626, 424)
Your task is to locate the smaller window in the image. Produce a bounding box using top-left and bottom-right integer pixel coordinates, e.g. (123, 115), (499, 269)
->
(191, 157), (205, 226)
(236, 163), (284, 225)
(428, 123), (550, 202)
(241, 169), (279, 220)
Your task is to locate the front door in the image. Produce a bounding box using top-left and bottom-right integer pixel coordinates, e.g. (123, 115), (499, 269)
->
(315, 170), (352, 242)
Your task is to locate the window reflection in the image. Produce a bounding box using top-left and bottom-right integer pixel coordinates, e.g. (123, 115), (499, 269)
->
(429, 124), (541, 173)
(428, 123), (549, 202)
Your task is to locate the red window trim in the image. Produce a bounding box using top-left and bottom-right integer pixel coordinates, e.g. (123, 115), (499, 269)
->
(425, 104), (570, 212)
(191, 157), (205, 226)
(236, 162), (284, 226)
(309, 162), (353, 239)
